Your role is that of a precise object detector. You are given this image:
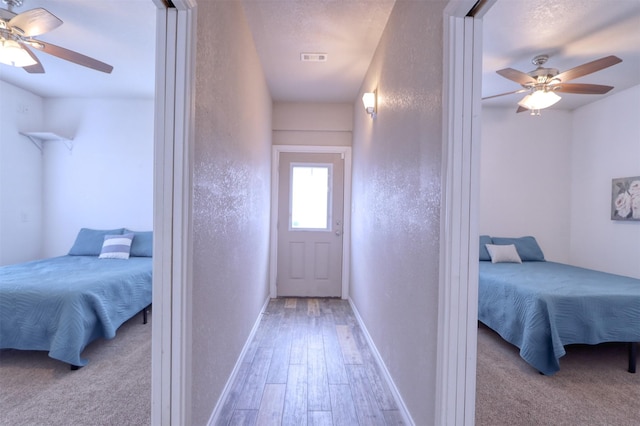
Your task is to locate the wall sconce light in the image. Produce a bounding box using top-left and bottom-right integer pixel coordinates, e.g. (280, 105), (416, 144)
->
(362, 91), (377, 117)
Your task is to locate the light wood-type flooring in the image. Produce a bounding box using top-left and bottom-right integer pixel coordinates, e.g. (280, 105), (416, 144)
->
(216, 297), (405, 425)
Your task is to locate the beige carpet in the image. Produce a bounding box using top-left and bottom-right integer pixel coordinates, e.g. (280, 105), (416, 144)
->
(4, 315), (636, 425)
(476, 322), (640, 426)
(0, 312), (151, 426)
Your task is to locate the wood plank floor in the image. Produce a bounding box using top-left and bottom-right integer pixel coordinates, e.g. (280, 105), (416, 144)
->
(216, 298), (404, 426)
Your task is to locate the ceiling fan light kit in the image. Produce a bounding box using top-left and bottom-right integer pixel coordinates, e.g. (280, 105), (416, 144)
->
(518, 90), (561, 115)
(0, 37), (34, 66)
(0, 0), (113, 73)
(484, 54), (622, 115)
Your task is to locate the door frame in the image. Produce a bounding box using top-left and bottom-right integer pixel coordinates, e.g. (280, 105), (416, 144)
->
(270, 145), (352, 299)
(151, 0), (196, 425)
(436, 1), (494, 424)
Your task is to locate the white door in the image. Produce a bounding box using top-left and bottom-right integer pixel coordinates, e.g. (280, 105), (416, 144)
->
(277, 152), (344, 297)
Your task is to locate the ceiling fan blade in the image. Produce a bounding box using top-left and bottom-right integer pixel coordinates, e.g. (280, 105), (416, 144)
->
(9, 8), (63, 37)
(19, 43), (45, 73)
(496, 68), (537, 85)
(554, 55), (622, 83)
(516, 106), (528, 113)
(554, 83), (614, 95)
(29, 40), (113, 74)
(482, 88), (528, 100)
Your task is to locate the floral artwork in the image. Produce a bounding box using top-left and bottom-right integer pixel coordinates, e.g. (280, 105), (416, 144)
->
(611, 176), (640, 221)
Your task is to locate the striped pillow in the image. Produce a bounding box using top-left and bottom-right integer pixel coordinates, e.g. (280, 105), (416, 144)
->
(99, 233), (134, 259)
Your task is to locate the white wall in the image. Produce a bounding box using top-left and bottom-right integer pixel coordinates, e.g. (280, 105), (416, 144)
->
(479, 107), (573, 262)
(350, 1), (446, 424)
(570, 85), (640, 278)
(0, 88), (153, 262)
(479, 85), (640, 278)
(192, 2), (272, 424)
(41, 98), (154, 257)
(273, 102), (352, 146)
(0, 81), (45, 265)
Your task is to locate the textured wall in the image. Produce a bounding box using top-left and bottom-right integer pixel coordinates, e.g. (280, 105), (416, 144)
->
(350, 1), (446, 424)
(191, 2), (272, 424)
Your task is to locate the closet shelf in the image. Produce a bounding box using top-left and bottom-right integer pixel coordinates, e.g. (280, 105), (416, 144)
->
(20, 131), (74, 152)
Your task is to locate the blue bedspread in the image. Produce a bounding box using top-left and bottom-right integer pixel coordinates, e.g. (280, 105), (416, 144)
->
(0, 255), (152, 367)
(478, 261), (640, 375)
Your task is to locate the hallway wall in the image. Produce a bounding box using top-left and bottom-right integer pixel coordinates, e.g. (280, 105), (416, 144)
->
(350, 1), (447, 424)
(273, 102), (353, 146)
(192, 2), (273, 424)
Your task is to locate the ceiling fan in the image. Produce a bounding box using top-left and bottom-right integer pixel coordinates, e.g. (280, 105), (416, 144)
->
(484, 54), (622, 114)
(0, 0), (112, 73)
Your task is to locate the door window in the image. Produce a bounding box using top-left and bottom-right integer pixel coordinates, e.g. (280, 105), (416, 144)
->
(290, 163), (332, 230)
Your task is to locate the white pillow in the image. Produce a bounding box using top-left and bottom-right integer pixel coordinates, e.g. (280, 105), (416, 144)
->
(485, 243), (522, 264)
(99, 233), (134, 259)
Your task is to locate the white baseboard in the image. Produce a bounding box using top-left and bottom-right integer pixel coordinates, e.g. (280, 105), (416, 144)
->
(347, 297), (415, 426)
(207, 296), (271, 426)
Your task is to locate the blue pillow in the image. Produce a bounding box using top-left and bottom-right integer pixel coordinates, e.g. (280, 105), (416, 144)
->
(125, 229), (153, 257)
(68, 228), (125, 256)
(99, 233), (134, 259)
(479, 235), (492, 261)
(491, 236), (545, 261)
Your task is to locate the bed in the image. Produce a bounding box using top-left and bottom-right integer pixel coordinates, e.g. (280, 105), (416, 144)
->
(0, 228), (152, 368)
(478, 235), (640, 376)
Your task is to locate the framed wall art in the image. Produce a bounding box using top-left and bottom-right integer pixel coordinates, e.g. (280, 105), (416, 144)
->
(611, 176), (640, 221)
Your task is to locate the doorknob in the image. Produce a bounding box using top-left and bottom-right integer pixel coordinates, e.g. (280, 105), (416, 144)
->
(335, 230), (342, 236)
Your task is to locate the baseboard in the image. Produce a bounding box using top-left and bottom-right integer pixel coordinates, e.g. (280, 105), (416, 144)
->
(207, 296), (271, 426)
(347, 297), (415, 426)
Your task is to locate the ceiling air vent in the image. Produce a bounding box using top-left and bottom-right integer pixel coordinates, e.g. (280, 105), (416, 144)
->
(300, 53), (328, 62)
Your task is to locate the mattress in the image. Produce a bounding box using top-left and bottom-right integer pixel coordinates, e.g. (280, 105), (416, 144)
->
(0, 255), (152, 366)
(478, 261), (640, 375)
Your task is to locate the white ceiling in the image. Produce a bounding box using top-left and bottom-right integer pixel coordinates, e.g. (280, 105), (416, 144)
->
(242, 0), (395, 102)
(1, 0), (639, 111)
(482, 0), (640, 111)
